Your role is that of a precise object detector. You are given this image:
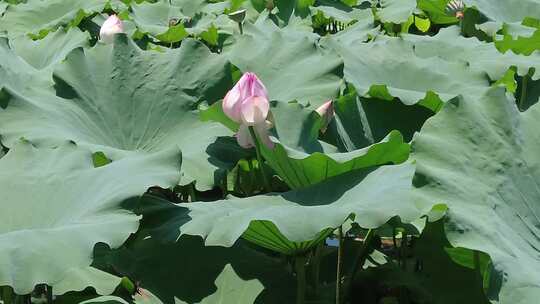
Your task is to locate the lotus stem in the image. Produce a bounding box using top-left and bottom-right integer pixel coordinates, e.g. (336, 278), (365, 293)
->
(295, 255), (307, 304)
(311, 243), (323, 296)
(336, 226), (343, 304)
(238, 22), (244, 35)
(46, 285), (53, 304)
(248, 126), (272, 192)
(519, 75), (528, 111)
(188, 183), (197, 202)
(346, 229), (374, 300)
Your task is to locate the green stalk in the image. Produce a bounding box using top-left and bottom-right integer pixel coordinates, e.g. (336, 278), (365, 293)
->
(519, 75), (529, 111)
(311, 243), (323, 296)
(392, 227), (399, 266)
(336, 226), (343, 304)
(46, 285), (53, 304)
(248, 126), (272, 192)
(188, 183), (197, 202)
(346, 229), (374, 299)
(238, 22), (244, 35)
(295, 255), (307, 304)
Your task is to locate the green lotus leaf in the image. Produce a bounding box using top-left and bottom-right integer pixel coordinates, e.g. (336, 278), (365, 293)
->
(357, 220), (491, 304)
(130, 0), (235, 42)
(10, 27), (89, 69)
(403, 27), (540, 81)
(268, 0), (315, 28)
(311, 4), (372, 24)
(179, 163), (424, 254)
(412, 87), (540, 303)
(465, 0), (540, 23)
(374, 0), (416, 24)
(93, 231), (296, 304)
(80, 296), (128, 304)
(0, 35), (233, 190)
(0, 141), (180, 294)
(495, 20), (540, 55)
(261, 102), (410, 189)
(53, 267), (122, 296)
(224, 19), (343, 107)
(323, 35), (490, 111)
(0, 0), (125, 39)
(83, 265), (263, 304)
(326, 90), (434, 152)
(318, 7), (380, 45)
(130, 1), (185, 40)
(417, 0), (458, 24)
(0, 38), (53, 97)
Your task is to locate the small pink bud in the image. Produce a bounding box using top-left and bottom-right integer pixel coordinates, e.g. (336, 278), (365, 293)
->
(223, 72), (269, 123)
(315, 100), (334, 133)
(100, 15), (124, 44)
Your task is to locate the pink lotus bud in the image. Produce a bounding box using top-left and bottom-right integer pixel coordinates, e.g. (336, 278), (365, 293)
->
(223, 72), (269, 123)
(315, 100), (334, 133)
(236, 121), (274, 149)
(240, 96), (270, 126)
(100, 15), (124, 44)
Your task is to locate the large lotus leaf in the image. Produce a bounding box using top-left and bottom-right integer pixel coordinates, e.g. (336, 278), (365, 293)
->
(130, 1), (185, 40)
(261, 102), (410, 189)
(93, 231), (296, 304)
(178, 163), (424, 254)
(0, 38), (53, 97)
(417, 0), (458, 24)
(322, 35), (490, 110)
(81, 264), (263, 304)
(10, 27), (89, 70)
(0, 141), (181, 294)
(355, 220), (490, 304)
(130, 0), (235, 41)
(374, 0), (416, 24)
(224, 19), (343, 107)
(318, 7), (380, 46)
(171, 0), (228, 17)
(0, 0), (124, 38)
(0, 35), (233, 190)
(326, 91), (434, 152)
(412, 87), (540, 303)
(465, 0), (540, 23)
(311, 4), (372, 23)
(53, 267), (121, 296)
(403, 27), (540, 81)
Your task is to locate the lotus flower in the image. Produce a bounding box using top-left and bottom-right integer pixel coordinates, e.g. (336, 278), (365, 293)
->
(316, 100), (334, 133)
(446, 0), (465, 19)
(223, 72), (274, 149)
(100, 15), (124, 44)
